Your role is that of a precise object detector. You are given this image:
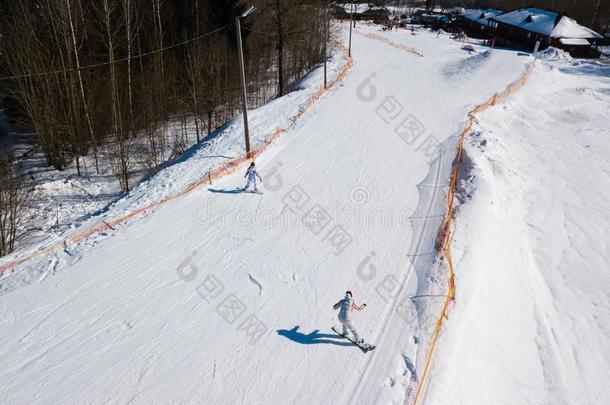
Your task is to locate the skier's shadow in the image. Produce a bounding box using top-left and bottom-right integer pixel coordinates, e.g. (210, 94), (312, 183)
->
(276, 326), (352, 347)
(208, 188), (244, 194)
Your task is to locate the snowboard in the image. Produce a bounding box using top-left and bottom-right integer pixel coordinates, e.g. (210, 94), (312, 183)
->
(332, 326), (376, 353)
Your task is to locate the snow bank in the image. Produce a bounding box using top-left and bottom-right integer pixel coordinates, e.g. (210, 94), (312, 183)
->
(427, 45), (610, 405)
(442, 49), (492, 80)
(535, 46), (573, 61)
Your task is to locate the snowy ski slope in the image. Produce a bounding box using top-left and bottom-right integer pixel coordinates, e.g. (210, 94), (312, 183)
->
(1, 25), (536, 404)
(427, 51), (610, 405)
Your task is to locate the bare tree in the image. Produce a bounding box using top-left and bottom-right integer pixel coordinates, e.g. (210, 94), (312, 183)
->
(101, 0), (130, 190)
(66, 0), (99, 174)
(0, 152), (31, 256)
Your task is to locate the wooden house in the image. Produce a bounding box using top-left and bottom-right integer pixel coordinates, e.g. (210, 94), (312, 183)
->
(488, 8), (602, 57)
(456, 9), (504, 39)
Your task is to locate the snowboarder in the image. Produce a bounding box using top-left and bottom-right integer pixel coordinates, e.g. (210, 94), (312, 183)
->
(243, 162), (263, 193)
(333, 291), (366, 343)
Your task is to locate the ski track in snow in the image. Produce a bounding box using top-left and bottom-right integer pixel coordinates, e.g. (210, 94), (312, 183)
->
(248, 273), (263, 296)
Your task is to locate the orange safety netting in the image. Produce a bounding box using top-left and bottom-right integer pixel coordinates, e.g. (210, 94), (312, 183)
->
(355, 30), (424, 57)
(0, 45), (354, 277)
(411, 59), (536, 405)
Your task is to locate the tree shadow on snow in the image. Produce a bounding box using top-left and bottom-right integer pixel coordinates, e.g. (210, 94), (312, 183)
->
(276, 326), (352, 347)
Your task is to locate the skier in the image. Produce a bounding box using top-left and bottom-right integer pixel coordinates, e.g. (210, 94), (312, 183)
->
(243, 161), (263, 193)
(333, 291), (366, 343)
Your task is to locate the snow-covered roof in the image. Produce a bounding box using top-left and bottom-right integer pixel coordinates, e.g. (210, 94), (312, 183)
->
(421, 13), (450, 21)
(552, 16), (602, 39)
(559, 38), (590, 46)
(491, 9), (558, 36)
(333, 3), (387, 14)
(461, 8), (503, 25)
(490, 8), (602, 39)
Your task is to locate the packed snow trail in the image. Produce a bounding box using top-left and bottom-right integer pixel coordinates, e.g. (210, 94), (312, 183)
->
(0, 25), (531, 405)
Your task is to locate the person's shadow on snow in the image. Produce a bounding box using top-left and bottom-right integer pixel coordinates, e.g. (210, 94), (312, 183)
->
(208, 188), (245, 194)
(276, 326), (352, 346)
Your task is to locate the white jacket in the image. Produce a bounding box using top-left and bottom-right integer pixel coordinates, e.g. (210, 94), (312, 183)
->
(245, 166), (260, 181)
(338, 294), (353, 322)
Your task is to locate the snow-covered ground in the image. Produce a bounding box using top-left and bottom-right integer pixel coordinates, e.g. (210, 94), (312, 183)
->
(2, 23), (607, 405)
(426, 50), (610, 404)
(0, 43), (349, 277)
(4, 117), (207, 249)
(2, 52), (341, 257)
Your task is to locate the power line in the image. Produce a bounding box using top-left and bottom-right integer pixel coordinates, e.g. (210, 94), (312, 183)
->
(0, 24), (230, 82)
(241, 26), (305, 37)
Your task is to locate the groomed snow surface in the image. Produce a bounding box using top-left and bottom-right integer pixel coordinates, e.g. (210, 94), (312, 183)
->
(1, 23), (608, 405)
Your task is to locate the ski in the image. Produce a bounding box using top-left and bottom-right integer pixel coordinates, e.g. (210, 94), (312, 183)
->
(332, 326), (376, 353)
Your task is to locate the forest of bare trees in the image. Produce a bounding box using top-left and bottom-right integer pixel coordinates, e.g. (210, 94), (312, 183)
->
(0, 0), (329, 255)
(0, 0), (328, 186)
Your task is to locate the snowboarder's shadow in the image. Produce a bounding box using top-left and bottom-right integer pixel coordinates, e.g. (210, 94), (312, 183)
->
(276, 326), (352, 347)
(208, 188), (245, 194)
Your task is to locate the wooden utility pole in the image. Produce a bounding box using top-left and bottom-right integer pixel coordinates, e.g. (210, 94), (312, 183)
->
(236, 13), (252, 157)
(349, 3), (354, 57)
(324, 2), (329, 87)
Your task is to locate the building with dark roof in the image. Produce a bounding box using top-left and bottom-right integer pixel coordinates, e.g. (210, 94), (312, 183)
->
(329, 3), (390, 22)
(456, 9), (504, 39)
(488, 8), (602, 57)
